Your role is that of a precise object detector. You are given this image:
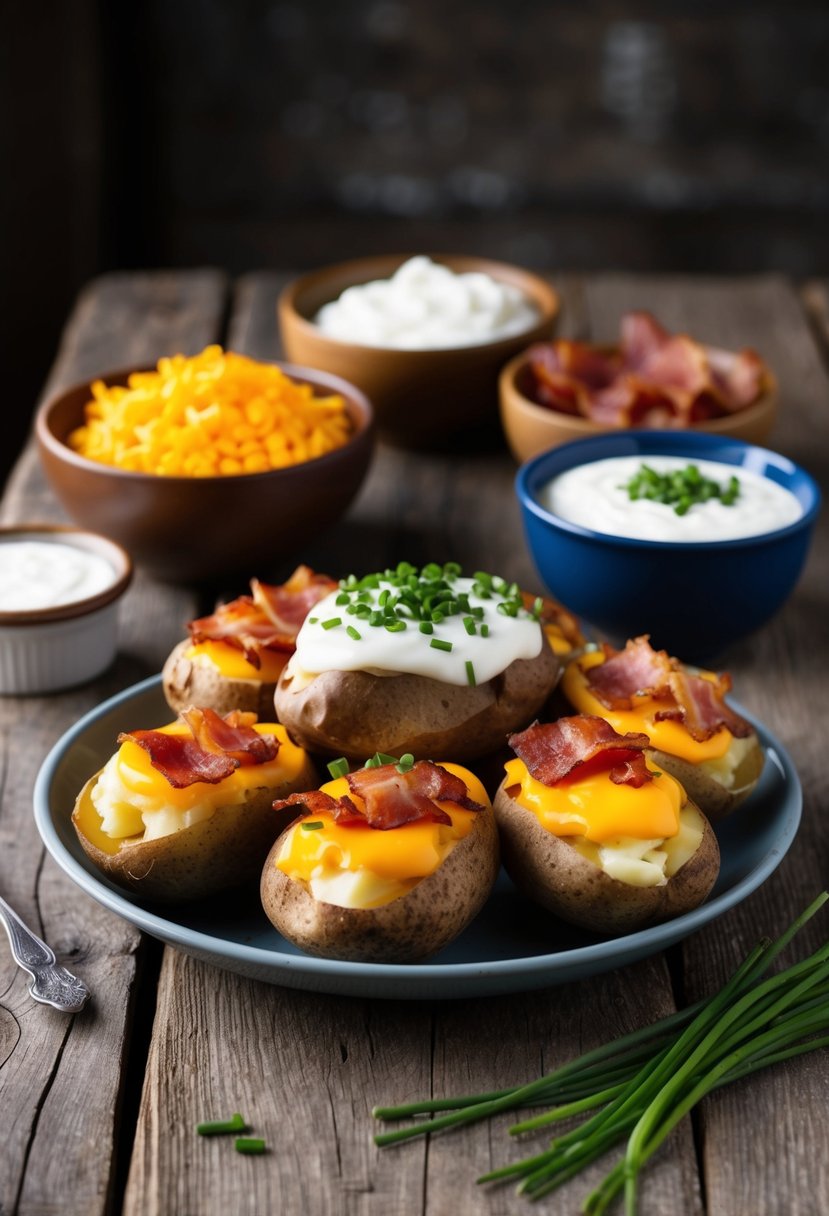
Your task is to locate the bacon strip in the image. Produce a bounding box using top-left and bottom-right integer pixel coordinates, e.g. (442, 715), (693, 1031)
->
(525, 312), (770, 428)
(187, 565), (337, 668)
(181, 707), (278, 766)
(585, 636), (752, 741)
(274, 761), (484, 831)
(119, 708), (278, 788)
(509, 717), (654, 789)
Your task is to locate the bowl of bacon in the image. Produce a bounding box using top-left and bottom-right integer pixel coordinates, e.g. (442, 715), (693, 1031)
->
(499, 312), (777, 463)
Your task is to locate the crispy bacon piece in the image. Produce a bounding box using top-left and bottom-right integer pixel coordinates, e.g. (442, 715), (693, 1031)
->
(187, 565), (337, 668)
(585, 636), (752, 742)
(274, 761), (484, 831)
(509, 717), (654, 789)
(526, 312), (770, 428)
(272, 788), (362, 823)
(119, 708), (278, 788)
(181, 707), (278, 766)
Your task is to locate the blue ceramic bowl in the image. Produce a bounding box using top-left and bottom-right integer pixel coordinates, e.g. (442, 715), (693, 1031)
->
(516, 431), (821, 659)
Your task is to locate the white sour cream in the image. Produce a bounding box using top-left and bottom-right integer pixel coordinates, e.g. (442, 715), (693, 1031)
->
(289, 576), (543, 686)
(0, 539), (116, 612)
(541, 456), (802, 542)
(313, 256), (540, 349)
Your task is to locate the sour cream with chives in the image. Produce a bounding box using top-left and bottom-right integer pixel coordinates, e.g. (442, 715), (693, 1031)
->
(314, 256), (540, 350)
(541, 456), (803, 543)
(0, 539), (116, 612)
(288, 565), (544, 687)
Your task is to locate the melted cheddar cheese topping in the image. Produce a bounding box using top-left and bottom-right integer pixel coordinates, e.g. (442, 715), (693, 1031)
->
(561, 650), (732, 764)
(78, 721), (310, 851)
(185, 640), (289, 682)
(503, 756), (702, 888)
(274, 763), (488, 909)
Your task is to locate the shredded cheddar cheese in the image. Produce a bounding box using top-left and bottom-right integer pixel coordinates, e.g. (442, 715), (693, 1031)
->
(68, 346), (352, 476)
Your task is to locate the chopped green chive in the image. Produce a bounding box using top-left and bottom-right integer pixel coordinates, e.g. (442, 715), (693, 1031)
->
(327, 757), (349, 780)
(385, 619), (406, 632)
(346, 625), (362, 640)
(396, 753), (415, 773)
(465, 660), (476, 686)
(621, 462), (742, 514)
(430, 638), (453, 652)
(301, 820), (324, 831)
(321, 617), (341, 630)
(197, 1112), (248, 1136)
(364, 752), (400, 769)
(481, 623), (490, 638)
(335, 591), (350, 605)
(418, 621), (434, 634)
(235, 1138), (266, 1155)
(308, 616), (318, 624)
(463, 616), (476, 636)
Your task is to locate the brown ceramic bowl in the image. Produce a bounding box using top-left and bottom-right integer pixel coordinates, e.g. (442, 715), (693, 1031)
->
(278, 254), (559, 448)
(499, 348), (778, 464)
(35, 363), (375, 583)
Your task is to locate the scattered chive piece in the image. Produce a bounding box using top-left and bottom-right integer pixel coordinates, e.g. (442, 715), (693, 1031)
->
(463, 616), (477, 636)
(308, 616), (318, 624)
(481, 623), (490, 638)
(385, 619), (407, 633)
(346, 625), (362, 640)
(321, 616), (342, 630)
(465, 660), (476, 686)
(235, 1138), (267, 1155)
(419, 621), (434, 634)
(621, 462), (742, 515)
(327, 757), (349, 780)
(364, 752), (400, 768)
(396, 753), (415, 773)
(335, 591), (350, 605)
(301, 820), (324, 831)
(430, 638), (453, 652)
(196, 1112), (247, 1136)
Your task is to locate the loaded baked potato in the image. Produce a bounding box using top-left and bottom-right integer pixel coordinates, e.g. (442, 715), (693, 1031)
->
(560, 636), (764, 821)
(163, 566), (337, 719)
(274, 562), (563, 761)
(261, 754), (499, 962)
(493, 716), (720, 934)
(72, 707), (316, 902)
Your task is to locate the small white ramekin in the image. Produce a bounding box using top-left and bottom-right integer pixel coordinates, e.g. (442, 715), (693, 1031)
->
(0, 525), (132, 695)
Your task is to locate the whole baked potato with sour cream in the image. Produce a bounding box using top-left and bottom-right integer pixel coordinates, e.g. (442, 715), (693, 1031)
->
(274, 563), (563, 761)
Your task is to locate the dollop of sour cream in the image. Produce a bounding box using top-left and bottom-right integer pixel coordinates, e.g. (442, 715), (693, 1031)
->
(541, 456), (803, 542)
(0, 539), (115, 612)
(313, 256), (540, 349)
(289, 573), (543, 687)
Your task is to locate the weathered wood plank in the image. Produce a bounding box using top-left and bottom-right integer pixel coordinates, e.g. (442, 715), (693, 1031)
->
(583, 273), (829, 1216)
(0, 270), (227, 1216)
(123, 273), (699, 1216)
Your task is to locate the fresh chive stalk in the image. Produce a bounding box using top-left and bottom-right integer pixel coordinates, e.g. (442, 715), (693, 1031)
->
(327, 757), (349, 780)
(234, 1137), (267, 1155)
(372, 895), (829, 1215)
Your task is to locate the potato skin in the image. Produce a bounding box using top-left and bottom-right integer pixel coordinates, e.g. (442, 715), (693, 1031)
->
(73, 758), (317, 904)
(273, 645), (562, 762)
(649, 734), (764, 822)
(260, 804), (500, 962)
(493, 784), (719, 935)
(162, 639), (279, 720)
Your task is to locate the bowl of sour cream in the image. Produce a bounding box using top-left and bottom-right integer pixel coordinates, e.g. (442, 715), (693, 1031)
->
(0, 525), (132, 694)
(516, 431), (821, 659)
(278, 254), (559, 447)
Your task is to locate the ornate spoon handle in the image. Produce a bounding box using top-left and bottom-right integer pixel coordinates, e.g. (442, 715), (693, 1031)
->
(0, 895), (90, 1013)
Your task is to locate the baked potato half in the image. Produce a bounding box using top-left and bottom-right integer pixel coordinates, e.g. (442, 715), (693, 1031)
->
(274, 562), (563, 761)
(162, 639), (284, 720)
(560, 637), (763, 821)
(260, 759), (499, 962)
(162, 567), (337, 719)
(72, 710), (316, 903)
(494, 716), (720, 935)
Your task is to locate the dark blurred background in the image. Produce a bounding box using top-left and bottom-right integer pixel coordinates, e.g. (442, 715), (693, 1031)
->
(3, 1), (828, 483)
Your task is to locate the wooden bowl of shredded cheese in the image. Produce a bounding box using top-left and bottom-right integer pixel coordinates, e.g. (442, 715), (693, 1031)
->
(35, 348), (375, 582)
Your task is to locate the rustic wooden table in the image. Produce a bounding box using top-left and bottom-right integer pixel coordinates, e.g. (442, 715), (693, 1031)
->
(1, 271), (828, 1216)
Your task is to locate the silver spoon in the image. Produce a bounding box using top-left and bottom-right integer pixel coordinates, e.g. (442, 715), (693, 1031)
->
(0, 895), (90, 1012)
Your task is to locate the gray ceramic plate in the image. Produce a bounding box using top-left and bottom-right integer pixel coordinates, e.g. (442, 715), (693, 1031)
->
(33, 676), (801, 1000)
